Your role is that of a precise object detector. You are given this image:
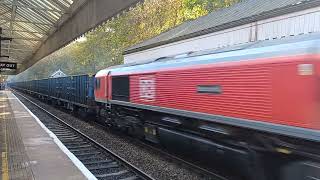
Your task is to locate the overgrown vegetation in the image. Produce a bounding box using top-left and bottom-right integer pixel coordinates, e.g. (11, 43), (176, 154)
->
(11, 0), (239, 81)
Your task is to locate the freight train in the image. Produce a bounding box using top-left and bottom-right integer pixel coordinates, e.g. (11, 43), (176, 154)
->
(10, 33), (320, 180)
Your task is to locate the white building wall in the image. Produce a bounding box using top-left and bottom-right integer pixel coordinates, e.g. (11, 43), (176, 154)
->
(124, 6), (320, 64)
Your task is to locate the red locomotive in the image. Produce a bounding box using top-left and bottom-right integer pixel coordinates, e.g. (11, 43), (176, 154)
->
(95, 34), (320, 180)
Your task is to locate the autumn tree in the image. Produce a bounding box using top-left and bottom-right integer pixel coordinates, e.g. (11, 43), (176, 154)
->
(11, 0), (239, 81)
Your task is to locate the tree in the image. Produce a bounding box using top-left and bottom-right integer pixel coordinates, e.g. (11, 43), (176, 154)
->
(11, 0), (239, 81)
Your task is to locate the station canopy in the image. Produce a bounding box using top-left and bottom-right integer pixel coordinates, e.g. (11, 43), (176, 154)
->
(0, 0), (141, 74)
(0, 0), (76, 65)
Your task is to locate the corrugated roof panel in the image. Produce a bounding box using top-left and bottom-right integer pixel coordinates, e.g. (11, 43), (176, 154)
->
(1, 0), (12, 3)
(1, 23), (10, 29)
(2, 13), (10, 19)
(47, 11), (60, 20)
(0, 6), (10, 13)
(0, 0), (75, 64)
(0, 20), (7, 25)
(17, 8), (54, 24)
(15, 31), (42, 39)
(59, 0), (71, 7)
(42, 1), (62, 11)
(14, 22), (38, 32)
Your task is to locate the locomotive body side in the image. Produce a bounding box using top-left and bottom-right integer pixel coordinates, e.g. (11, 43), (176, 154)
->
(129, 54), (320, 130)
(96, 37), (320, 134)
(94, 35), (320, 179)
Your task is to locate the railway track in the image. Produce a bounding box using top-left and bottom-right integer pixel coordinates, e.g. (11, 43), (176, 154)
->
(14, 91), (155, 180)
(14, 89), (231, 180)
(132, 139), (230, 180)
(92, 121), (230, 180)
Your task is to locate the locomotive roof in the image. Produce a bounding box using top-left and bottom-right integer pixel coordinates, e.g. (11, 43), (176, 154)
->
(124, 0), (320, 55)
(96, 32), (320, 77)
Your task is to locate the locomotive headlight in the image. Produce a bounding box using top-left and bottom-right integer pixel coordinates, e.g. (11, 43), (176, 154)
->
(298, 64), (314, 75)
(276, 147), (292, 154)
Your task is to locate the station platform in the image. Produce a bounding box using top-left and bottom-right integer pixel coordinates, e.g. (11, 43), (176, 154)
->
(0, 90), (88, 180)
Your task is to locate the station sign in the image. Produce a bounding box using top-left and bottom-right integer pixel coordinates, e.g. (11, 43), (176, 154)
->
(0, 62), (17, 69)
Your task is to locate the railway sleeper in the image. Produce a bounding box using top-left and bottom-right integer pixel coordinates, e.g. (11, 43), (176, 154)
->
(77, 156), (103, 162)
(62, 141), (88, 146)
(66, 144), (92, 149)
(86, 162), (119, 171)
(59, 136), (81, 141)
(95, 170), (130, 178)
(73, 151), (101, 157)
(118, 176), (140, 180)
(83, 159), (114, 166)
(69, 147), (96, 153)
(53, 129), (78, 135)
(56, 135), (80, 139)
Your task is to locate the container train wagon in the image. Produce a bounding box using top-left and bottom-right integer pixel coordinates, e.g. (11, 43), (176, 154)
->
(11, 75), (96, 113)
(10, 33), (320, 180)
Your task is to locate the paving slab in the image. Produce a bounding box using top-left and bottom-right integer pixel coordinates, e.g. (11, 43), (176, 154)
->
(0, 91), (87, 180)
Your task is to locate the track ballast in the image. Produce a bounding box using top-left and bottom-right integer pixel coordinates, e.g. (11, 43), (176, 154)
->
(15, 91), (155, 180)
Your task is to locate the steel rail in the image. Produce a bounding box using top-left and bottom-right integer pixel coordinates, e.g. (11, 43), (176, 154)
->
(90, 121), (229, 180)
(13, 90), (155, 180)
(13, 88), (230, 180)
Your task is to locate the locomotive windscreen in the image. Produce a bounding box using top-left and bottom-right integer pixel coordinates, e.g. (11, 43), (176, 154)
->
(112, 76), (130, 101)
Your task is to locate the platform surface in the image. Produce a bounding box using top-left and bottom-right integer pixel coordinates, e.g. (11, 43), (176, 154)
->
(0, 90), (87, 180)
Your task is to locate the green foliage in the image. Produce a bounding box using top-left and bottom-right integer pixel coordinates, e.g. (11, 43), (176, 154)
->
(10, 0), (239, 81)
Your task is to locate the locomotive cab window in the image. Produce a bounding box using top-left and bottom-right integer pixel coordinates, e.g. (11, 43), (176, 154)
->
(112, 76), (130, 102)
(95, 78), (101, 89)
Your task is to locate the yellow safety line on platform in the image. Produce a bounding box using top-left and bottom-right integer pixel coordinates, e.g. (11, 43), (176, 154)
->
(1, 100), (9, 180)
(2, 152), (9, 180)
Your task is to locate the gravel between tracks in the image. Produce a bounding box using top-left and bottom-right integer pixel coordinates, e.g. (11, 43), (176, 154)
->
(15, 92), (212, 180)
